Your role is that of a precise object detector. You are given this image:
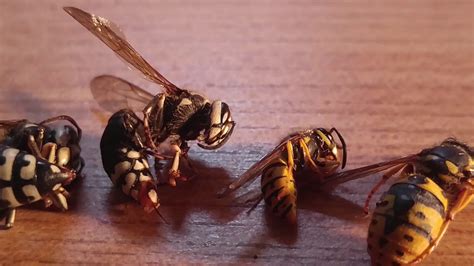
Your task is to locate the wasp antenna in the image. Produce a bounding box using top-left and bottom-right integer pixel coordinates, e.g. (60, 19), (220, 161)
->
(330, 127), (347, 169)
(246, 195), (264, 215)
(154, 206), (169, 224)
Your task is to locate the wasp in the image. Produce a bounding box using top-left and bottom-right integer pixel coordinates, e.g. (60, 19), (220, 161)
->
(0, 115), (84, 174)
(219, 128), (347, 223)
(100, 109), (166, 220)
(64, 7), (235, 188)
(324, 138), (474, 265)
(0, 144), (76, 229)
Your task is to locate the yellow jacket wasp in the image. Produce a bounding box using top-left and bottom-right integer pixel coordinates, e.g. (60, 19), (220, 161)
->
(219, 128), (346, 224)
(0, 116), (82, 228)
(324, 138), (474, 265)
(64, 7), (235, 215)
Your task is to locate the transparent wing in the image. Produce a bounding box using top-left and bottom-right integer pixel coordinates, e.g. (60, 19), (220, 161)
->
(90, 75), (154, 113)
(322, 154), (419, 186)
(0, 119), (27, 129)
(0, 119), (28, 142)
(64, 6), (183, 95)
(218, 134), (303, 198)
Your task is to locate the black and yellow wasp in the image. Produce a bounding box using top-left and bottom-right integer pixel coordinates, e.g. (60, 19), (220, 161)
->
(219, 128), (347, 224)
(0, 116), (82, 228)
(324, 138), (474, 265)
(64, 6), (234, 217)
(0, 116), (84, 174)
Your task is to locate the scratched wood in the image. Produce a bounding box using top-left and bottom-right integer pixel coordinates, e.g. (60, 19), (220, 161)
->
(0, 0), (473, 264)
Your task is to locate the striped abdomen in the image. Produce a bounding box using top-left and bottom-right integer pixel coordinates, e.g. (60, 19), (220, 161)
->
(368, 174), (448, 265)
(261, 156), (297, 224)
(100, 109), (156, 203)
(0, 145), (70, 210)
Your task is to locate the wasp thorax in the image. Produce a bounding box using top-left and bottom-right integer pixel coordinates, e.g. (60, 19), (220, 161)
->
(198, 101), (235, 150)
(419, 140), (473, 188)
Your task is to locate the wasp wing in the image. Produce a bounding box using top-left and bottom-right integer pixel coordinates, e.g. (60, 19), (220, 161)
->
(322, 154), (419, 186)
(0, 119), (28, 142)
(218, 134), (303, 198)
(90, 75), (154, 113)
(64, 6), (183, 95)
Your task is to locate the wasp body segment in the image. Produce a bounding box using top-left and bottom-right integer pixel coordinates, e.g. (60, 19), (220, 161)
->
(220, 128), (346, 223)
(0, 144), (75, 228)
(326, 138), (474, 265)
(368, 174), (448, 265)
(261, 155), (298, 223)
(100, 109), (160, 213)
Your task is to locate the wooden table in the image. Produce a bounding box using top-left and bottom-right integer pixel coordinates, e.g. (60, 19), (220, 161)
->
(1, 0), (473, 264)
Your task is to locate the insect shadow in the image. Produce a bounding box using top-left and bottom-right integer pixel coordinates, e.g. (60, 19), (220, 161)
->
(296, 175), (367, 223)
(231, 185), (367, 262)
(102, 150), (239, 232)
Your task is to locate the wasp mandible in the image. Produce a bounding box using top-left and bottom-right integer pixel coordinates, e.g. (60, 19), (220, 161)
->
(219, 128), (347, 223)
(64, 7), (235, 188)
(324, 138), (474, 265)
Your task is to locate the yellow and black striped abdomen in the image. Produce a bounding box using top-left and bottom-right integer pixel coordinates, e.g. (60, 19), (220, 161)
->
(261, 156), (297, 224)
(368, 174), (448, 265)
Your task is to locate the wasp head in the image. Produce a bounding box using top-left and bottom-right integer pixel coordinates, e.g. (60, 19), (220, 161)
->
(312, 128), (347, 174)
(197, 101), (235, 150)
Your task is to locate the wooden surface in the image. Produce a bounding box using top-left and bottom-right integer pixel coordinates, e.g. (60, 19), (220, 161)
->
(0, 0), (473, 264)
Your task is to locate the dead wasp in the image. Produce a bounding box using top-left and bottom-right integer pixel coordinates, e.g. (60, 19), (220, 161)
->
(0, 143), (76, 229)
(324, 138), (474, 265)
(219, 128), (347, 224)
(64, 7), (235, 188)
(100, 109), (166, 220)
(0, 115), (84, 174)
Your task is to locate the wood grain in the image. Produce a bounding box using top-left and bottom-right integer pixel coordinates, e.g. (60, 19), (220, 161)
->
(0, 0), (473, 264)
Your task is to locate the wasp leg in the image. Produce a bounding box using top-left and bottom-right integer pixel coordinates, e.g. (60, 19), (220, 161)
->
(447, 187), (474, 220)
(168, 149), (183, 187)
(298, 139), (325, 181)
(245, 194), (264, 215)
(412, 187), (474, 264)
(1, 209), (16, 229)
(363, 163), (407, 214)
(143, 105), (159, 152)
(5, 209), (16, 229)
(36, 126), (45, 152)
(27, 134), (46, 159)
(49, 187), (69, 211)
(41, 142), (58, 164)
